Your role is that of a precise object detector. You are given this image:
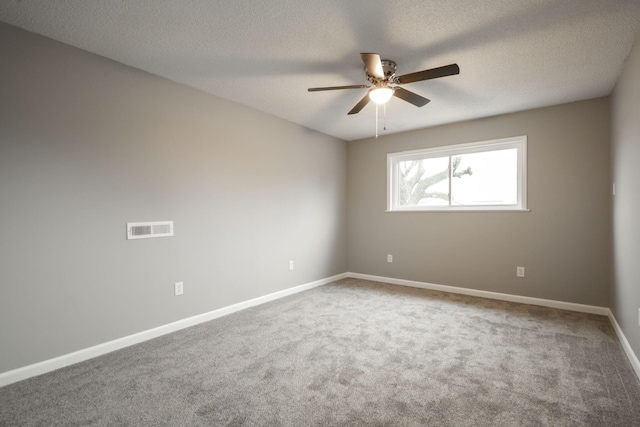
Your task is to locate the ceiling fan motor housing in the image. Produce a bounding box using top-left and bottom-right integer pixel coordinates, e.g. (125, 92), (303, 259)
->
(367, 60), (397, 83)
(381, 60), (397, 79)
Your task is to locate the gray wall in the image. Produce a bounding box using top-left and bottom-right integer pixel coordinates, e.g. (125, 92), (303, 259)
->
(0, 23), (347, 374)
(611, 35), (640, 358)
(0, 19), (628, 377)
(347, 98), (611, 307)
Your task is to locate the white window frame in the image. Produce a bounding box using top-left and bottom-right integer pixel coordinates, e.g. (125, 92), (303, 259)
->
(387, 136), (528, 212)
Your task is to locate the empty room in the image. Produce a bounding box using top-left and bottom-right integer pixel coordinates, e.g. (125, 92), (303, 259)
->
(1, 1), (640, 425)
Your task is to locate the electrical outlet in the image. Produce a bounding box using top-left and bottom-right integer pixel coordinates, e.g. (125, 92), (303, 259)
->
(387, 254), (393, 263)
(289, 260), (294, 270)
(174, 282), (184, 296)
(516, 267), (525, 278)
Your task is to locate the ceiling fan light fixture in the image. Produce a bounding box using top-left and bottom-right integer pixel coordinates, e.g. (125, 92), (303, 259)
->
(369, 87), (394, 104)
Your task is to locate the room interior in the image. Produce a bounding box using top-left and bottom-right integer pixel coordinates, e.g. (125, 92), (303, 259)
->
(1, 1), (640, 424)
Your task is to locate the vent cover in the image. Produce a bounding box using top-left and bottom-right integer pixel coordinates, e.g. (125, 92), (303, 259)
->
(127, 221), (174, 240)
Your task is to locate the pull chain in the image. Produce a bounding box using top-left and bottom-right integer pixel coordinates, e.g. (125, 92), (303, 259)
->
(383, 102), (387, 131)
(374, 103), (388, 139)
(375, 103), (379, 139)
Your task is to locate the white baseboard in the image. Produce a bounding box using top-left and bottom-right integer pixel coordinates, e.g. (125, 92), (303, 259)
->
(606, 309), (640, 380)
(4, 271), (639, 387)
(347, 272), (609, 315)
(0, 273), (348, 388)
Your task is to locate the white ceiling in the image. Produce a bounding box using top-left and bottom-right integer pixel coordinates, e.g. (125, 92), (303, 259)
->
(2, 1), (640, 141)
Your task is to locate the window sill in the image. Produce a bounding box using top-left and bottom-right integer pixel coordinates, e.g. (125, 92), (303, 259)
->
(386, 208), (531, 213)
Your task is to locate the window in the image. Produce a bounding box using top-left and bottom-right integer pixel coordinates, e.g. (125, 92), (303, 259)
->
(387, 136), (527, 211)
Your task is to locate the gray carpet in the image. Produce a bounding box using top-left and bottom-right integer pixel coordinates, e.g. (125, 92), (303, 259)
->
(1, 278), (639, 426)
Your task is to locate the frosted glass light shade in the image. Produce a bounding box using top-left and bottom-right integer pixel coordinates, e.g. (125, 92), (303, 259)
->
(369, 87), (394, 104)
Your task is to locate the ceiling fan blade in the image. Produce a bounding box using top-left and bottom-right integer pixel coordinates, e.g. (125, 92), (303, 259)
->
(308, 85), (369, 92)
(396, 64), (460, 84)
(393, 87), (430, 107)
(360, 53), (385, 79)
(348, 93), (371, 115)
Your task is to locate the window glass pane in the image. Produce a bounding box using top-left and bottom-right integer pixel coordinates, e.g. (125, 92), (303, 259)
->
(451, 148), (517, 206)
(388, 136), (526, 211)
(398, 156), (450, 206)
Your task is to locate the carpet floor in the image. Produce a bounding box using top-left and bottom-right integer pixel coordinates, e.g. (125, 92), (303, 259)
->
(1, 278), (639, 426)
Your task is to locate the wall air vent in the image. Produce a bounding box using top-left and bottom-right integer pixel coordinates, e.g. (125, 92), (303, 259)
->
(127, 221), (174, 240)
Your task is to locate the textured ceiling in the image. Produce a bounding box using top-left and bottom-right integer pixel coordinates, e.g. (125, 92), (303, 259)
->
(1, 0), (640, 141)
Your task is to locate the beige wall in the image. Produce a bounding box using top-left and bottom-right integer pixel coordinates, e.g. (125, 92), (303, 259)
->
(347, 98), (611, 306)
(611, 35), (640, 357)
(0, 22), (347, 374)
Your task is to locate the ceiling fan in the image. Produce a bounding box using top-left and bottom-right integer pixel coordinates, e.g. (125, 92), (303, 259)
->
(308, 53), (460, 115)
